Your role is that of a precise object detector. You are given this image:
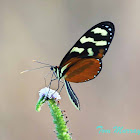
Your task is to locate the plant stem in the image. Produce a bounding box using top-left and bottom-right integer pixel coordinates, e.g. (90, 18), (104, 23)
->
(48, 99), (72, 140)
(36, 96), (72, 140)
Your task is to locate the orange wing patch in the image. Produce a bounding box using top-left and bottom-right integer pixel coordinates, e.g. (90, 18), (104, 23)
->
(95, 49), (105, 59)
(65, 58), (102, 83)
(60, 57), (81, 67)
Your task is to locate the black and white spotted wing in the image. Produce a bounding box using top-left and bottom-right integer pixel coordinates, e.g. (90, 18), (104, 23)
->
(59, 21), (115, 68)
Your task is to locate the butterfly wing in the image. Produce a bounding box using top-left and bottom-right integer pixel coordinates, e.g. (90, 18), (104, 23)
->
(60, 21), (115, 67)
(59, 21), (115, 83)
(64, 58), (102, 83)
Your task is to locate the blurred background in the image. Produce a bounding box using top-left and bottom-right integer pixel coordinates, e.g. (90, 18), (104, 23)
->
(1, 0), (140, 140)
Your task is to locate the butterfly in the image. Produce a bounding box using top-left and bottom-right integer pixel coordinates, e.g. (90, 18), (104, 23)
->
(51, 21), (115, 110)
(52, 21), (115, 110)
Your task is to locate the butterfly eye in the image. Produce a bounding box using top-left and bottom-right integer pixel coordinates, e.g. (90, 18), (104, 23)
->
(50, 66), (53, 71)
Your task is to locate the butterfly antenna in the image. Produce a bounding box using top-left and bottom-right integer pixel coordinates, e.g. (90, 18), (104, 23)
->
(20, 66), (50, 74)
(32, 60), (52, 67)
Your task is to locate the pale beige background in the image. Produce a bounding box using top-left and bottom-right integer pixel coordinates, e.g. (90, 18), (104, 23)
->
(1, 0), (140, 140)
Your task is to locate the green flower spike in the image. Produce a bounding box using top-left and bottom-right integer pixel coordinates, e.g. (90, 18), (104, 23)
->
(36, 87), (72, 140)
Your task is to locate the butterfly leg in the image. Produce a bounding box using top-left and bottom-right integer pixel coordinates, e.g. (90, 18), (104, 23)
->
(50, 71), (64, 92)
(51, 79), (65, 96)
(47, 72), (58, 88)
(44, 69), (52, 87)
(58, 82), (65, 94)
(45, 72), (57, 96)
(52, 79), (60, 93)
(44, 71), (64, 96)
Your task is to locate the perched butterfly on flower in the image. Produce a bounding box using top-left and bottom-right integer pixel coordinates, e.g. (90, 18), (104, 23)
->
(21, 21), (115, 110)
(51, 21), (115, 110)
